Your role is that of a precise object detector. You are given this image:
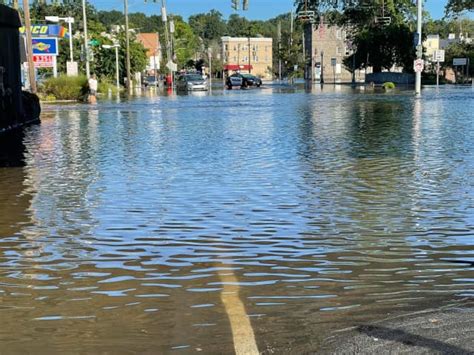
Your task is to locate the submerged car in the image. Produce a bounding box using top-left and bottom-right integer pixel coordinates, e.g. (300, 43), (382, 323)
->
(226, 73), (262, 89)
(176, 74), (208, 91)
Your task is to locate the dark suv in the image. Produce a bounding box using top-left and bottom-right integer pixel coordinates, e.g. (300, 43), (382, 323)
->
(226, 73), (262, 89)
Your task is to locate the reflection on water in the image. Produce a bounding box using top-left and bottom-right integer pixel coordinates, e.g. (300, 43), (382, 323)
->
(0, 86), (473, 353)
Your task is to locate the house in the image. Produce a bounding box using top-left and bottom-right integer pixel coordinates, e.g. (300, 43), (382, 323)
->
(221, 36), (273, 79)
(136, 33), (161, 75)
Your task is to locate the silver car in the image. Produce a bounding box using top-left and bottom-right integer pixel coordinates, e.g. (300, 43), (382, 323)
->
(176, 74), (208, 91)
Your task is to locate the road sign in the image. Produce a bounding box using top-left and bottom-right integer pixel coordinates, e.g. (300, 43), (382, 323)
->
(413, 32), (420, 47)
(432, 50), (445, 63)
(32, 38), (58, 55)
(414, 59), (424, 73)
(453, 58), (467, 66)
(331, 58), (337, 66)
(67, 61), (79, 76)
(166, 61), (177, 72)
(33, 55), (54, 68)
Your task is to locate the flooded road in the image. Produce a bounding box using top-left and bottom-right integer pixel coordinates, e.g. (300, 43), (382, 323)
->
(0, 85), (473, 353)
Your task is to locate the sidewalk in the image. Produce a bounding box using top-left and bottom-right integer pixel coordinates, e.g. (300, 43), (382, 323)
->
(325, 302), (474, 354)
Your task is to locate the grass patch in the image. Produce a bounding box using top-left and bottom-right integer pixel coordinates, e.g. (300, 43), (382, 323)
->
(39, 75), (88, 101)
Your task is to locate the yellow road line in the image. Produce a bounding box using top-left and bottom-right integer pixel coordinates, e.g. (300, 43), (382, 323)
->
(218, 270), (259, 355)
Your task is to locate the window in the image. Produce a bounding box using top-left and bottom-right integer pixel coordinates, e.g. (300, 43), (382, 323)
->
(233, 45), (237, 51)
(243, 56), (248, 62)
(253, 55), (258, 62)
(233, 56), (237, 62)
(225, 44), (228, 51)
(336, 47), (342, 56)
(336, 29), (342, 39)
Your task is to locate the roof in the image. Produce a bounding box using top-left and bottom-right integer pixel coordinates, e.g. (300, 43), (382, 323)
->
(0, 5), (22, 28)
(136, 33), (160, 57)
(221, 36), (272, 42)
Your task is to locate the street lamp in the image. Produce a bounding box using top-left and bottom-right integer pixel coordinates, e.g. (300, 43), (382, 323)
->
(45, 16), (75, 62)
(102, 44), (121, 91)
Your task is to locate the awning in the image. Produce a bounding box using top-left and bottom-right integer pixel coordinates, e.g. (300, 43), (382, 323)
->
(224, 64), (253, 71)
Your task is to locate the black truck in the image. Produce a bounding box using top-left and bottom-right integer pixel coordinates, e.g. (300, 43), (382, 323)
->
(0, 4), (40, 134)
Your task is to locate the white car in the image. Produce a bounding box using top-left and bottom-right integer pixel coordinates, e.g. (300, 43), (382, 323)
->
(176, 74), (208, 91)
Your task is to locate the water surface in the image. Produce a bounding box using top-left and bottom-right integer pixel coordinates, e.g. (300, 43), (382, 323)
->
(0, 85), (473, 353)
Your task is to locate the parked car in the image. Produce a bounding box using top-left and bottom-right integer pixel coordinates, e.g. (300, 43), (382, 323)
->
(226, 73), (262, 89)
(176, 74), (208, 91)
(144, 75), (158, 87)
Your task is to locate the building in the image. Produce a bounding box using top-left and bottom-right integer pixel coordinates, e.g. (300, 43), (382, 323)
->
(136, 33), (161, 75)
(221, 36), (273, 79)
(312, 24), (367, 83)
(424, 34), (440, 59)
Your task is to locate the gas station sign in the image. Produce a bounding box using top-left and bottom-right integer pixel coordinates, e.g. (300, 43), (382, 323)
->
(33, 55), (54, 68)
(19, 24), (68, 38)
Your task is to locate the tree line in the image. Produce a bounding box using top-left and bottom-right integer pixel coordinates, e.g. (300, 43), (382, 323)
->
(17, 0), (474, 81)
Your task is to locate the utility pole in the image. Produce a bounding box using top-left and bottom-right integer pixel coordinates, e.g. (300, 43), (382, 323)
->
(278, 21), (282, 82)
(248, 27), (251, 74)
(415, 0), (422, 95)
(161, 0), (172, 82)
(82, 0), (90, 78)
(22, 0), (36, 93)
(124, 0), (132, 93)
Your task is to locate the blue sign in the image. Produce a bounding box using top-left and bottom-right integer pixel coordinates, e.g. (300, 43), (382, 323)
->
(413, 33), (420, 47)
(32, 38), (58, 56)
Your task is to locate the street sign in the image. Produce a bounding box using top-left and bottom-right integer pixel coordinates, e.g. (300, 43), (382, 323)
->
(166, 61), (177, 72)
(453, 58), (467, 66)
(331, 58), (337, 66)
(32, 38), (58, 55)
(33, 55), (54, 68)
(413, 32), (420, 47)
(67, 61), (79, 76)
(414, 59), (424, 73)
(432, 50), (445, 63)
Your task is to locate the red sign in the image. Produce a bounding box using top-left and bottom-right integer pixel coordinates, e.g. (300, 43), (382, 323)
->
(33, 55), (54, 68)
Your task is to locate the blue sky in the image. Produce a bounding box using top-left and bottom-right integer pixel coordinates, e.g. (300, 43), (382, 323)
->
(93, 0), (453, 20)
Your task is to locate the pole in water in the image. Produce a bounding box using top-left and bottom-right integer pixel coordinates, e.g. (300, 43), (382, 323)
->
(415, 0), (422, 95)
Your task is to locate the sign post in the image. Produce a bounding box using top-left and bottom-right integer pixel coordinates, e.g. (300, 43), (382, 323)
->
(432, 50), (445, 86)
(453, 58), (468, 83)
(331, 57), (336, 84)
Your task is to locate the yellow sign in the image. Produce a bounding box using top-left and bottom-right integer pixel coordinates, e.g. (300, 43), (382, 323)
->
(20, 25), (49, 35)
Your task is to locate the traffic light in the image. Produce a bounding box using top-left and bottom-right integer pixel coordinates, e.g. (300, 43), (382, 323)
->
(243, 0), (249, 10)
(231, 0), (239, 10)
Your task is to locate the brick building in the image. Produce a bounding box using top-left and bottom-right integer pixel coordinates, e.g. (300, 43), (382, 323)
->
(312, 25), (367, 83)
(221, 36), (273, 79)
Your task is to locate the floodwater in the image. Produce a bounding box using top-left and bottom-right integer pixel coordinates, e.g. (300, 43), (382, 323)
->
(0, 85), (473, 353)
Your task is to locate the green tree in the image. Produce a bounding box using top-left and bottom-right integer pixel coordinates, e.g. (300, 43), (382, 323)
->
(445, 0), (474, 15)
(188, 10), (226, 44)
(172, 17), (200, 69)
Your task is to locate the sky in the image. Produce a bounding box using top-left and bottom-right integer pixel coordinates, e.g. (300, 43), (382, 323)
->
(92, 0), (455, 21)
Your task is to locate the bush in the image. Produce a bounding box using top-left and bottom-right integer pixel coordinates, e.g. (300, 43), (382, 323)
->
(383, 81), (396, 89)
(39, 75), (88, 101)
(98, 78), (120, 95)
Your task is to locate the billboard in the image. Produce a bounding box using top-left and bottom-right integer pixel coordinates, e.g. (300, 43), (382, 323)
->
(32, 38), (58, 55)
(20, 25), (68, 38)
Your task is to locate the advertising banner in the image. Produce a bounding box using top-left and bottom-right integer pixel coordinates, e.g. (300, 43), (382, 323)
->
(20, 25), (68, 38)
